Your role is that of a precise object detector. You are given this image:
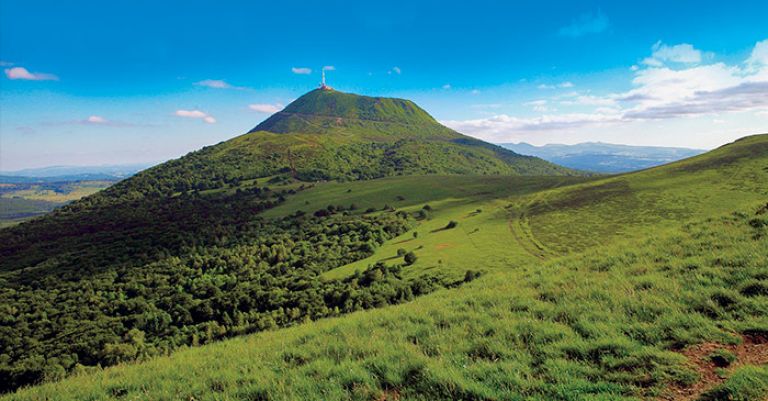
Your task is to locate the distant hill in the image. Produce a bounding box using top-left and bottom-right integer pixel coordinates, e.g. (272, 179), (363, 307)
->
(499, 141), (706, 173)
(0, 163), (152, 182)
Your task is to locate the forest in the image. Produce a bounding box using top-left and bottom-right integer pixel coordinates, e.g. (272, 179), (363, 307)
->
(0, 178), (477, 392)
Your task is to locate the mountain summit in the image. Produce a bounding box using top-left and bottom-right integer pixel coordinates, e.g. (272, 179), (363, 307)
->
(76, 89), (582, 208)
(199, 88), (579, 182)
(251, 89), (442, 134)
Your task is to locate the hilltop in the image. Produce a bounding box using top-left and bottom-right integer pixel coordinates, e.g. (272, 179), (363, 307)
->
(89, 89), (577, 206)
(5, 134), (766, 400)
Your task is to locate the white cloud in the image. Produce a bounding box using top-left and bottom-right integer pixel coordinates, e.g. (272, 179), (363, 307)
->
(175, 109), (216, 124)
(560, 95), (616, 107)
(642, 42), (703, 66)
(195, 79), (233, 89)
(4, 66), (58, 81)
(87, 116), (107, 124)
(292, 67), (312, 74)
(249, 103), (283, 114)
(446, 38), (768, 143)
(558, 10), (609, 37)
(538, 81), (574, 90)
(443, 110), (621, 142)
(471, 89), (481, 95)
(390, 66), (402, 75)
(323, 65), (335, 71)
(524, 100), (551, 112)
(747, 39), (768, 70)
(442, 84), (451, 90)
(0, 61), (13, 67)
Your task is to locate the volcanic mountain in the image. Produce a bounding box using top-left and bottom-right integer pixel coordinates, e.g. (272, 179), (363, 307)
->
(142, 89), (576, 187)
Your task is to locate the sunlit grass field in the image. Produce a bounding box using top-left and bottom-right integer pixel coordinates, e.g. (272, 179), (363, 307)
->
(5, 135), (768, 400)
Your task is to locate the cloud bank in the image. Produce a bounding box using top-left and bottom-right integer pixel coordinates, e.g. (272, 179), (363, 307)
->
(443, 39), (768, 143)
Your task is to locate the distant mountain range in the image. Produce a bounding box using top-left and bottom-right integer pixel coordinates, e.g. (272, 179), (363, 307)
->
(0, 163), (153, 182)
(498, 142), (707, 173)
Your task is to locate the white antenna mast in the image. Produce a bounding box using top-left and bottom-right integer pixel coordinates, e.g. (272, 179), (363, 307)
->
(320, 66), (332, 90)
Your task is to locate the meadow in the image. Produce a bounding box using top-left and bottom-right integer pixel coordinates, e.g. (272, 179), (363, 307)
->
(5, 134), (767, 400)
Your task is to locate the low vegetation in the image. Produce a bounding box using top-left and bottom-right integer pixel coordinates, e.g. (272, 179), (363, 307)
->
(6, 203), (766, 400)
(1, 87), (766, 400)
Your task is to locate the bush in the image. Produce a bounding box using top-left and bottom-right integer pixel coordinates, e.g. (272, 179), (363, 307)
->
(397, 248), (407, 256)
(464, 270), (481, 282)
(445, 220), (458, 229)
(404, 251), (418, 265)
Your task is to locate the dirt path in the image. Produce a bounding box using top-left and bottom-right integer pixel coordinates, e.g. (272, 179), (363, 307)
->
(658, 333), (768, 401)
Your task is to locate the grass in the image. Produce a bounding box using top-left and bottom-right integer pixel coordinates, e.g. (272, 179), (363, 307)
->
(8, 203), (766, 401)
(5, 134), (768, 400)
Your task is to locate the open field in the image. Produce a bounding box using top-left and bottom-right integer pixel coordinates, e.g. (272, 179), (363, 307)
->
(5, 135), (767, 400)
(7, 202), (767, 401)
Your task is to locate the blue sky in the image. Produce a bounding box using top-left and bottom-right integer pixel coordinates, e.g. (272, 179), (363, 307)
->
(1, 0), (767, 170)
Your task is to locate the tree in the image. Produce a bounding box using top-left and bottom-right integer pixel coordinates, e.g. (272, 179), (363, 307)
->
(446, 220), (458, 229)
(397, 248), (407, 256)
(404, 251), (418, 265)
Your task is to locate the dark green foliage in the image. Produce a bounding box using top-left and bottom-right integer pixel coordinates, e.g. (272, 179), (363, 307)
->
(0, 197), (61, 220)
(404, 251), (418, 265)
(0, 181), (462, 393)
(463, 270), (481, 282)
(445, 220), (458, 229)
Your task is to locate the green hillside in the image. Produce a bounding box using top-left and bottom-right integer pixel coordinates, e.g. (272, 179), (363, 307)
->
(81, 89), (577, 209)
(0, 89), (581, 394)
(4, 134), (767, 400)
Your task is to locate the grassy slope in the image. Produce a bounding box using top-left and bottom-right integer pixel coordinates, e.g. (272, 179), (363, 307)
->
(6, 135), (768, 400)
(9, 204), (766, 401)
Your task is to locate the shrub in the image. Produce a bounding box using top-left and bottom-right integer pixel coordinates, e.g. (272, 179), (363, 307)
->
(404, 251), (418, 265)
(445, 220), (458, 229)
(464, 270), (481, 282)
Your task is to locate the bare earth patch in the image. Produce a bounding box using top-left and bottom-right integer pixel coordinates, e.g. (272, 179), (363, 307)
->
(659, 333), (768, 401)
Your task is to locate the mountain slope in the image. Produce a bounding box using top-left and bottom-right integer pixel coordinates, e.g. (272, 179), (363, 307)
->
(7, 134), (767, 401)
(0, 89), (582, 393)
(96, 89), (577, 202)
